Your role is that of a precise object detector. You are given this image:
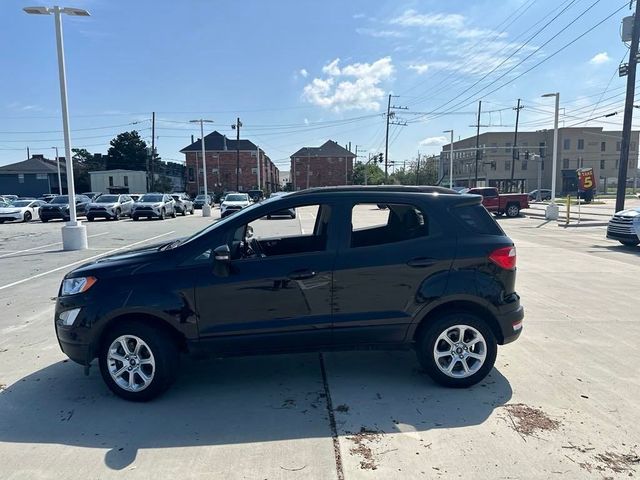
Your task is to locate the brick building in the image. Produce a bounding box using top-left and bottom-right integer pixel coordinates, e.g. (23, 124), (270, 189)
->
(290, 140), (356, 189)
(180, 131), (279, 196)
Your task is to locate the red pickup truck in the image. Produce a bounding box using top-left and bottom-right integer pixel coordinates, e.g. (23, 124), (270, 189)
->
(467, 187), (529, 217)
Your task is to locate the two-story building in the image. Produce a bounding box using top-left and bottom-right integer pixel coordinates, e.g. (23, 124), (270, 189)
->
(289, 140), (356, 189)
(180, 131), (278, 196)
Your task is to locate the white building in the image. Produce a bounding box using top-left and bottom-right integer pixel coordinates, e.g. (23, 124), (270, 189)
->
(89, 169), (147, 194)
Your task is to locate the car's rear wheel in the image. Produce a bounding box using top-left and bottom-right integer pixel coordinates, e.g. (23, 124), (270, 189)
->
(181, 208), (186, 216)
(98, 322), (179, 401)
(132, 215), (139, 221)
(416, 312), (497, 388)
(506, 204), (520, 218)
(87, 216), (94, 222)
(23, 211), (32, 222)
(620, 240), (639, 246)
(41, 218), (48, 223)
(171, 209), (177, 218)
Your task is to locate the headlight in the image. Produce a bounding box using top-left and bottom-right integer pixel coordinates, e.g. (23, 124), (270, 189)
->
(61, 276), (97, 296)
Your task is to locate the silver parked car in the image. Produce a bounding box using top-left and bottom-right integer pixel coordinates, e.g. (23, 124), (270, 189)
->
(131, 193), (176, 221)
(87, 194), (134, 221)
(171, 193), (194, 216)
(606, 206), (640, 247)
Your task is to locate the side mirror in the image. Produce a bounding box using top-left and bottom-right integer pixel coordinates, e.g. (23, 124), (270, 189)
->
(213, 244), (231, 277)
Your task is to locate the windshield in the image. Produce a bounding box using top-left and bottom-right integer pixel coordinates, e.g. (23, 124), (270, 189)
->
(95, 195), (118, 203)
(139, 194), (163, 202)
(11, 201), (32, 207)
(225, 194), (249, 202)
(195, 195), (209, 200)
(51, 196), (69, 204)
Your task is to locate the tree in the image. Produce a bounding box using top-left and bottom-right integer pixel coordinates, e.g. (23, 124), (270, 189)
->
(107, 131), (149, 171)
(389, 155), (438, 186)
(72, 148), (105, 193)
(352, 161), (385, 185)
(153, 175), (174, 193)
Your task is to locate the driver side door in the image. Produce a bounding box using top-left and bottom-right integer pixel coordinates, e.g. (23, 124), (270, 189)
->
(193, 202), (337, 354)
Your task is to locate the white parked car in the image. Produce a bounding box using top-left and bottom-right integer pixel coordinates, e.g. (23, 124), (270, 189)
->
(0, 199), (46, 223)
(131, 193), (176, 221)
(220, 193), (251, 218)
(606, 206), (640, 246)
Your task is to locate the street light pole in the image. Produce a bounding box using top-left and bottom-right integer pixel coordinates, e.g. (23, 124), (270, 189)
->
(443, 130), (454, 188)
(25, 5), (90, 250)
(542, 92), (560, 220)
(50, 146), (62, 194)
(189, 119), (214, 217)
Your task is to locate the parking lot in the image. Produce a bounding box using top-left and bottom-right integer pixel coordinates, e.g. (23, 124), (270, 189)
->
(1, 205), (639, 479)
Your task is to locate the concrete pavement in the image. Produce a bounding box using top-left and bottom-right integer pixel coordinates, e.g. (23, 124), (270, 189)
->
(0, 206), (639, 479)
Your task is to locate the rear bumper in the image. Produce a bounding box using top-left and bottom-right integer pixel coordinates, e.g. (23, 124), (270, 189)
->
(495, 300), (524, 345)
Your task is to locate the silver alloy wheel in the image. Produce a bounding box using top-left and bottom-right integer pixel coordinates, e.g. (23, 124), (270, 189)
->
(107, 335), (156, 392)
(507, 205), (519, 217)
(433, 324), (487, 378)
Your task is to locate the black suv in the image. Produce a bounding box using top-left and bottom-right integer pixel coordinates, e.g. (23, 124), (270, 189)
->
(55, 186), (523, 401)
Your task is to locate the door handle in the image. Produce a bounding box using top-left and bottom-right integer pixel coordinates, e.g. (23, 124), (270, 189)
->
(288, 269), (317, 280)
(407, 257), (437, 268)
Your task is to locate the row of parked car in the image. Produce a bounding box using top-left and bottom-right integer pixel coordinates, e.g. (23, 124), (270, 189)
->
(0, 192), (198, 223)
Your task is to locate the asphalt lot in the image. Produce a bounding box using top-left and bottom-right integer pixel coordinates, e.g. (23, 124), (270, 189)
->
(1, 205), (639, 479)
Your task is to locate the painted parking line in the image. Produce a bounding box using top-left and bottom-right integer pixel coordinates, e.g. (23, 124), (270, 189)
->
(0, 232), (110, 259)
(0, 231), (175, 291)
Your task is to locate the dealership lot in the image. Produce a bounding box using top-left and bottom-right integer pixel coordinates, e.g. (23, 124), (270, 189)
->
(0, 207), (639, 479)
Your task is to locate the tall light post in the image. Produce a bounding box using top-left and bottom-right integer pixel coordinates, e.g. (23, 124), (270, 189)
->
(50, 146), (62, 195)
(443, 130), (454, 188)
(25, 6), (90, 250)
(189, 119), (214, 217)
(542, 92), (560, 220)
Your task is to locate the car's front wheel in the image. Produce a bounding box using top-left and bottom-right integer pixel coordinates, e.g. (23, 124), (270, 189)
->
(416, 313), (497, 388)
(23, 211), (32, 222)
(98, 322), (179, 401)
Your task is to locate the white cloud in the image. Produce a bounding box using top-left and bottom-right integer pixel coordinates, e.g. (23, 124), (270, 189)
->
(391, 9), (464, 29)
(356, 28), (404, 38)
(589, 52), (610, 65)
(302, 57), (394, 111)
(420, 136), (448, 147)
(353, 13), (366, 19)
(299, 68), (308, 78)
(408, 64), (429, 74)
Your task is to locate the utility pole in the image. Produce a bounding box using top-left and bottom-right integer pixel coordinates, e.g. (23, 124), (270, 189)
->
(150, 111), (156, 191)
(510, 99), (523, 190)
(232, 117), (242, 191)
(616, 1), (640, 212)
(384, 94), (407, 183)
(384, 94), (392, 182)
(474, 101), (482, 187)
(26, 147), (30, 159)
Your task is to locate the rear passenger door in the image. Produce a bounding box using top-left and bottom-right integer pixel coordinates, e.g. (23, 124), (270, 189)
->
(331, 200), (455, 345)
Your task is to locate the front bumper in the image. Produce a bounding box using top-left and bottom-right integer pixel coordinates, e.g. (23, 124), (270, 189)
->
(0, 213), (22, 221)
(54, 305), (93, 365)
(132, 209), (162, 218)
(87, 210), (117, 219)
(40, 210), (69, 220)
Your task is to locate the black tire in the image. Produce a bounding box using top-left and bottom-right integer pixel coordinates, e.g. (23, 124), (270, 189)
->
(620, 240), (640, 247)
(505, 203), (520, 218)
(291, 213), (297, 219)
(416, 312), (497, 388)
(159, 209), (165, 220)
(493, 212), (504, 217)
(23, 211), (32, 222)
(171, 209), (177, 218)
(190, 207), (194, 215)
(98, 321), (179, 402)
(40, 218), (48, 223)
(132, 216), (139, 222)
(87, 216), (95, 222)
(0, 219), (5, 224)
(181, 208), (186, 216)
(267, 215), (272, 220)
(113, 209), (121, 221)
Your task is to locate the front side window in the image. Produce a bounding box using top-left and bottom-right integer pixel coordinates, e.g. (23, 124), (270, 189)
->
(350, 203), (429, 248)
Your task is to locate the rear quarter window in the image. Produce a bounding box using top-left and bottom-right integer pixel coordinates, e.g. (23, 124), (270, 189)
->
(452, 204), (504, 235)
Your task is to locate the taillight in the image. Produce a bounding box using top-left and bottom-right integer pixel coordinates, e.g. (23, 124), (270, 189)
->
(489, 246), (516, 270)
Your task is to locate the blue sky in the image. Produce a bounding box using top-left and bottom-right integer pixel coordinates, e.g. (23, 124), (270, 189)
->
(0, 0), (635, 171)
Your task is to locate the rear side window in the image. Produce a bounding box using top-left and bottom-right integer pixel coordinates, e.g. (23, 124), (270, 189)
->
(453, 204), (503, 235)
(350, 203), (430, 248)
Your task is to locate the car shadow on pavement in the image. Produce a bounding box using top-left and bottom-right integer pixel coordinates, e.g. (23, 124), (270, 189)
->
(590, 244), (640, 255)
(0, 351), (511, 471)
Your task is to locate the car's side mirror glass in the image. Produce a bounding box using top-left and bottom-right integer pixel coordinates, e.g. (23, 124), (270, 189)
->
(213, 244), (231, 277)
